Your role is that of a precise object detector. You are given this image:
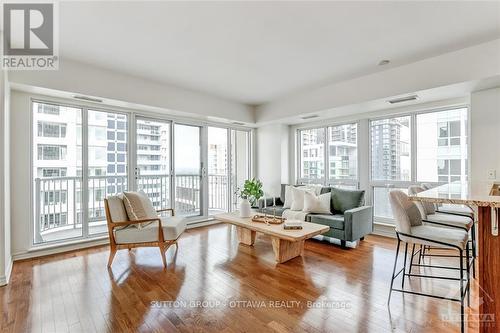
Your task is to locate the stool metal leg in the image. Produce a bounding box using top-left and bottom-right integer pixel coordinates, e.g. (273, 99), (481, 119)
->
(388, 238), (401, 305)
(471, 222), (476, 279)
(459, 248), (464, 333)
(466, 242), (471, 307)
(402, 243), (408, 289)
(409, 243), (416, 275)
(418, 245), (423, 265)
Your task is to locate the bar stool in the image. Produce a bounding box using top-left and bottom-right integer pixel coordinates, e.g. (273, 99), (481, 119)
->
(388, 190), (472, 333)
(408, 185), (476, 278)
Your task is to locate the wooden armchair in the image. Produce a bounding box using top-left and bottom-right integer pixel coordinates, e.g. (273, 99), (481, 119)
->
(104, 195), (186, 268)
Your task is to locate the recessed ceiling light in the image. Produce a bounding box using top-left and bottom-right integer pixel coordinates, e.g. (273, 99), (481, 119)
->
(378, 59), (390, 66)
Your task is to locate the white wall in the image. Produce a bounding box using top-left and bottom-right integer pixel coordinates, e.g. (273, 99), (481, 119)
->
(0, 68), (12, 286)
(256, 124), (290, 197)
(256, 39), (500, 123)
(9, 58), (255, 124)
(10, 91), (31, 257)
(470, 87), (500, 193)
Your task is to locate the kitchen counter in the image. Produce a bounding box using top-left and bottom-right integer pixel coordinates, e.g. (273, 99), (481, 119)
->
(411, 182), (500, 207)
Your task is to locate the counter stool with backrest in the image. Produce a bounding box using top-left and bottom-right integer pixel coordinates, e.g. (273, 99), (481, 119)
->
(408, 185), (476, 277)
(104, 192), (187, 268)
(388, 190), (471, 333)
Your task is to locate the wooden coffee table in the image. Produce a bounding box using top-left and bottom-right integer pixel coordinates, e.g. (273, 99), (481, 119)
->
(215, 212), (329, 263)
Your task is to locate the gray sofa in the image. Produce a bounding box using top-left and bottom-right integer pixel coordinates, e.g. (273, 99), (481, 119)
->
(258, 184), (373, 248)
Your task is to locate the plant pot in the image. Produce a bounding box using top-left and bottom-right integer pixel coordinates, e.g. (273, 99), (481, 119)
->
(239, 199), (252, 218)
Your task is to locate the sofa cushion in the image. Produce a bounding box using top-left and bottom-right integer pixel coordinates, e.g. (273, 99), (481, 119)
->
(113, 216), (186, 243)
(303, 192), (331, 214)
(290, 187), (314, 211)
(331, 188), (365, 213)
(283, 185), (293, 209)
(307, 214), (345, 230)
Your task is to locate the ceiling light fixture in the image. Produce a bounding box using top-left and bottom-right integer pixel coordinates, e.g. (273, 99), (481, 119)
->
(378, 59), (390, 66)
(387, 95), (418, 104)
(73, 95), (103, 103)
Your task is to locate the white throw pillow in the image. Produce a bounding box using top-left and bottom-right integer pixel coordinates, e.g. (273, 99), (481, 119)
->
(290, 187), (313, 211)
(283, 186), (293, 209)
(304, 184), (322, 195)
(303, 191), (331, 214)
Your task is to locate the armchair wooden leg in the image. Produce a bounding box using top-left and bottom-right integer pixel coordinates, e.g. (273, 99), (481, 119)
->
(107, 247), (117, 267)
(159, 244), (167, 268)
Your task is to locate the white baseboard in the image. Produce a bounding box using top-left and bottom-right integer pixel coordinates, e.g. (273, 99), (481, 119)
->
(372, 222), (396, 238)
(0, 258), (13, 286)
(187, 219), (221, 229)
(12, 237), (110, 261)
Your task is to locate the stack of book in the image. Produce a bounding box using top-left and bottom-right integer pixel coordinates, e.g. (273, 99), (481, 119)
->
(283, 220), (303, 230)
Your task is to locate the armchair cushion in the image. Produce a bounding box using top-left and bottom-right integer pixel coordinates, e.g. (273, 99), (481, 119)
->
(122, 191), (157, 228)
(113, 216), (187, 244)
(331, 188), (365, 213)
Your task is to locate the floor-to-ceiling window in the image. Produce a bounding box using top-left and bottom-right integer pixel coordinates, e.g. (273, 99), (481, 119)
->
(297, 123), (359, 188)
(327, 123), (358, 188)
(32, 99), (253, 245)
(370, 116), (411, 221)
(416, 108), (468, 183)
(298, 127), (325, 184)
(370, 107), (468, 224)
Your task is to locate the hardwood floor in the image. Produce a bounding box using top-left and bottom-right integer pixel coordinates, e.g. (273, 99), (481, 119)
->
(1, 223), (479, 333)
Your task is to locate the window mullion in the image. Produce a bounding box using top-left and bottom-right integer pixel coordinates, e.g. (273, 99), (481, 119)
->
(411, 113), (417, 183)
(82, 107), (89, 238)
(323, 126), (328, 185)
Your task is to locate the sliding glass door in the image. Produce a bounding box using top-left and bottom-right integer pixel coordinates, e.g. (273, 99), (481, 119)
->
(207, 127), (229, 214)
(135, 117), (172, 210)
(32, 101), (129, 244)
(33, 101), (83, 244)
(87, 110), (128, 235)
(32, 100), (252, 245)
(174, 124), (203, 217)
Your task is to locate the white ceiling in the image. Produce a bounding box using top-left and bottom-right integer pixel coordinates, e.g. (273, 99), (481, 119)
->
(59, 1), (500, 105)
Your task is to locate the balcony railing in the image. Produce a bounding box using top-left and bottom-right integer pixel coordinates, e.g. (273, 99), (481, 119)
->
(34, 174), (230, 242)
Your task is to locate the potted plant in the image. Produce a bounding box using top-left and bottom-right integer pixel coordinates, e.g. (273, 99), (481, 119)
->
(235, 178), (263, 217)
